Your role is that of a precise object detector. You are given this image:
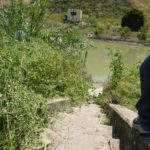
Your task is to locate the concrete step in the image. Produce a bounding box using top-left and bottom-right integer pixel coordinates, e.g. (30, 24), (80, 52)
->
(109, 138), (120, 150)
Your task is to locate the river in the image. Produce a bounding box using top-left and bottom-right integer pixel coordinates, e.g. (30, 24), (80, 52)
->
(86, 39), (150, 83)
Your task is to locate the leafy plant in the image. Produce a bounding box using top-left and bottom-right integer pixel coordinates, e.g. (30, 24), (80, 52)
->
(137, 27), (148, 41)
(121, 8), (145, 31)
(96, 53), (140, 111)
(109, 51), (124, 88)
(94, 25), (103, 36)
(0, 0), (47, 41)
(0, 1), (90, 149)
(0, 33), (89, 149)
(39, 25), (87, 57)
(120, 27), (131, 39)
(0, 45), (49, 149)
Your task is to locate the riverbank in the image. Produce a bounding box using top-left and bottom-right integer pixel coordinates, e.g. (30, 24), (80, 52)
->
(87, 36), (150, 47)
(86, 39), (150, 79)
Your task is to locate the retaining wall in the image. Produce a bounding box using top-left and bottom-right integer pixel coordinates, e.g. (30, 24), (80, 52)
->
(109, 104), (150, 150)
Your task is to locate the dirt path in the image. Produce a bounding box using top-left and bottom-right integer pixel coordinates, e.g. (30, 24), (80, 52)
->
(41, 103), (112, 150)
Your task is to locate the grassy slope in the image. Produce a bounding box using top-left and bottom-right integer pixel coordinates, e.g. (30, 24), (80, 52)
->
(1, 0), (150, 26)
(0, 0), (31, 6)
(129, 0), (150, 25)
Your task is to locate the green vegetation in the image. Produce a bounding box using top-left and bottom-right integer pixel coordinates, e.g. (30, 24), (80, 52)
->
(96, 51), (140, 111)
(0, 1), (89, 149)
(49, 0), (132, 17)
(86, 40), (150, 77)
(0, 0), (150, 148)
(129, 0), (150, 26)
(44, 0), (150, 43)
(121, 8), (145, 31)
(120, 27), (131, 39)
(93, 25), (103, 37)
(0, 0), (48, 41)
(137, 27), (148, 41)
(109, 51), (124, 88)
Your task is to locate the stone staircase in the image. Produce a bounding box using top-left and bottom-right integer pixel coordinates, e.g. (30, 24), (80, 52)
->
(38, 83), (150, 150)
(40, 102), (120, 150)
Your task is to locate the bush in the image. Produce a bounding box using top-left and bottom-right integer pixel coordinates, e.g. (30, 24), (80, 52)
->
(121, 8), (145, 31)
(94, 26), (103, 36)
(96, 52), (140, 111)
(63, 14), (68, 22)
(39, 25), (88, 62)
(109, 51), (124, 88)
(120, 27), (131, 39)
(0, 2), (89, 149)
(0, 33), (89, 149)
(0, 44), (49, 149)
(0, 0), (47, 41)
(21, 40), (89, 99)
(137, 27), (148, 41)
(87, 18), (99, 28)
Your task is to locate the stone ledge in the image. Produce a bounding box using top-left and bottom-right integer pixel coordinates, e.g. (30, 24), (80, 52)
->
(47, 97), (71, 113)
(109, 104), (150, 150)
(109, 104), (137, 127)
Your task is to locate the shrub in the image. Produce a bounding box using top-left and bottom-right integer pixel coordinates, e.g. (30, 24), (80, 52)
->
(20, 40), (89, 98)
(120, 27), (131, 39)
(39, 25), (87, 57)
(0, 35), (89, 149)
(109, 51), (124, 88)
(96, 52), (140, 111)
(0, 0), (47, 41)
(0, 1), (90, 149)
(0, 30), (4, 47)
(121, 8), (144, 31)
(87, 18), (99, 28)
(94, 26), (103, 36)
(63, 14), (68, 22)
(137, 27), (148, 41)
(0, 45), (49, 149)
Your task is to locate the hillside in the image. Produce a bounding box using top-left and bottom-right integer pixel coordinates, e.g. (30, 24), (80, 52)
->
(0, 0), (150, 26)
(129, 0), (150, 25)
(47, 0), (150, 26)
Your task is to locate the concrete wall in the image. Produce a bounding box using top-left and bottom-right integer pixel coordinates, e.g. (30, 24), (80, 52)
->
(67, 9), (82, 23)
(109, 104), (150, 150)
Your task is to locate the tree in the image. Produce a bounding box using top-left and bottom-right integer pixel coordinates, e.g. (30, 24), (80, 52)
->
(121, 9), (144, 31)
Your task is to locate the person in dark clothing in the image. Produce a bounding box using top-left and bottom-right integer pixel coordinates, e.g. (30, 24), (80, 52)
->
(133, 55), (150, 133)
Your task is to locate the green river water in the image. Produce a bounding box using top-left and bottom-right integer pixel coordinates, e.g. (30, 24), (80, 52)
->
(86, 39), (150, 82)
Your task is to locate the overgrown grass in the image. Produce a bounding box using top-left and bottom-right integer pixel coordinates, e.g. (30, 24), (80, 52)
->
(96, 51), (141, 111)
(0, 1), (89, 149)
(0, 0), (48, 41)
(46, 0), (150, 42)
(129, 0), (150, 26)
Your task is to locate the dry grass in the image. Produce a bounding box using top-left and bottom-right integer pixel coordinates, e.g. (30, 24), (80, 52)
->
(0, 0), (31, 6)
(129, 0), (150, 26)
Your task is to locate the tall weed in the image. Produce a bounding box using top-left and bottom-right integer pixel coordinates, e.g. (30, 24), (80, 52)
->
(0, 0), (47, 41)
(109, 51), (124, 88)
(96, 52), (140, 111)
(0, 1), (89, 149)
(0, 44), (49, 149)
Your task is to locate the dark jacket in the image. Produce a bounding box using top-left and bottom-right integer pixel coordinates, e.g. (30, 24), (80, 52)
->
(136, 55), (150, 111)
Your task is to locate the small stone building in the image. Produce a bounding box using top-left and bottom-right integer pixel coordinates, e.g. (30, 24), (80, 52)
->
(67, 9), (82, 23)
